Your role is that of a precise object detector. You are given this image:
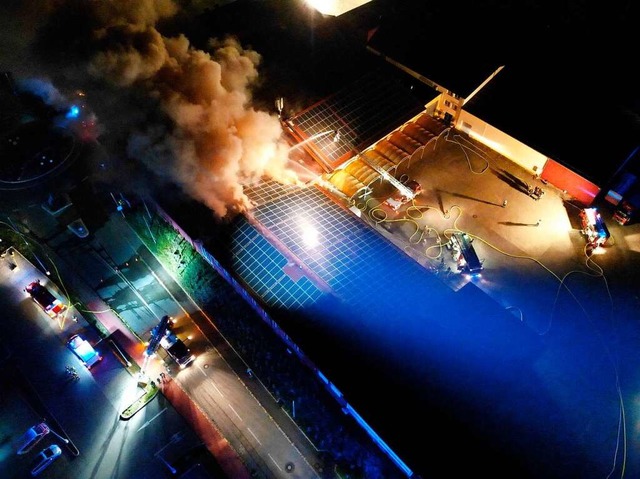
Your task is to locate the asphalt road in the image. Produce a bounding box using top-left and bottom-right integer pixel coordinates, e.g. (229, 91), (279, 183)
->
(43, 212), (325, 478)
(0, 249), (209, 479)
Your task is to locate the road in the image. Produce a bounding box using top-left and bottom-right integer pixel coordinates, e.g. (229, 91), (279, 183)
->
(0, 248), (211, 479)
(45, 212), (324, 479)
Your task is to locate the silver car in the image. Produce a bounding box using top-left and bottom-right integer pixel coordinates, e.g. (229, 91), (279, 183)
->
(31, 444), (62, 476)
(16, 422), (49, 455)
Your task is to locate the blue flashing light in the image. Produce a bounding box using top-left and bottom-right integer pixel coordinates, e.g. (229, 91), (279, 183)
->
(66, 105), (80, 119)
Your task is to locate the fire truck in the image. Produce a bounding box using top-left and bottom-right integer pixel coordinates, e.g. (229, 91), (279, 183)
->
(25, 279), (67, 319)
(579, 208), (610, 248)
(145, 315), (196, 369)
(449, 232), (483, 277)
(160, 331), (195, 369)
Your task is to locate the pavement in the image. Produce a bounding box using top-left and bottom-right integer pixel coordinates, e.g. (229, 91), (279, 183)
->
(0, 246), (219, 479)
(23, 240), (255, 478)
(125, 225), (331, 478)
(41, 212), (330, 478)
(297, 126), (640, 478)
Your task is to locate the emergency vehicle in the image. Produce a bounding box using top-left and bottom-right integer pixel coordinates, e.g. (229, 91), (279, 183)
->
(579, 208), (610, 248)
(449, 232), (483, 277)
(160, 331), (195, 369)
(25, 280), (67, 319)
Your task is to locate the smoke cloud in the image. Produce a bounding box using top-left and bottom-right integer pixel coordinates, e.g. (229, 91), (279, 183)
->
(1, 0), (299, 218)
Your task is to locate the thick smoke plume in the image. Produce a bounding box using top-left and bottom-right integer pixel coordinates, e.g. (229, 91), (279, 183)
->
(2, 0), (298, 218)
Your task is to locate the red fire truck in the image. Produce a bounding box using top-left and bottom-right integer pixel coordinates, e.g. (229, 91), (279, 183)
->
(25, 279), (67, 319)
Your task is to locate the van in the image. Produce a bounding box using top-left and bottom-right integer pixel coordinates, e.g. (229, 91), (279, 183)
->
(25, 280), (67, 319)
(16, 422), (50, 455)
(67, 334), (102, 369)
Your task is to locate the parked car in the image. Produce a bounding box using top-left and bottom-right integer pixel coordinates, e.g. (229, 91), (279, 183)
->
(16, 422), (50, 455)
(67, 334), (102, 369)
(31, 444), (62, 476)
(25, 280), (67, 319)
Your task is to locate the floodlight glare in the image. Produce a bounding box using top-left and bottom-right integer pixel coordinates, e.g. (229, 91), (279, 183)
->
(301, 223), (319, 248)
(305, 0), (373, 17)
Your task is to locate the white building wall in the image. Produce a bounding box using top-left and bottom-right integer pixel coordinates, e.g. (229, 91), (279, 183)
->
(424, 97), (439, 117)
(456, 110), (548, 175)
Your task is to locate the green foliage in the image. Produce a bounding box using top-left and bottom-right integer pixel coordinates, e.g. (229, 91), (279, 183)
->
(0, 224), (40, 267)
(121, 382), (159, 420)
(128, 210), (218, 305)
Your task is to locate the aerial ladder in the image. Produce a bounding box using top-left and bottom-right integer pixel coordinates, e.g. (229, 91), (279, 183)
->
(357, 150), (417, 200)
(142, 315), (171, 375)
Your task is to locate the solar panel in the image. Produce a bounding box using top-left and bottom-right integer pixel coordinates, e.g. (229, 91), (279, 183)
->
(251, 184), (444, 311)
(231, 216), (324, 310)
(286, 69), (425, 170)
(244, 179), (304, 208)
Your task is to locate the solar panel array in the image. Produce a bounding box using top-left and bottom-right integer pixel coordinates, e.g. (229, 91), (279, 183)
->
(288, 69), (425, 167)
(244, 179), (304, 208)
(231, 216), (323, 310)
(237, 70), (442, 313)
(251, 185), (438, 310)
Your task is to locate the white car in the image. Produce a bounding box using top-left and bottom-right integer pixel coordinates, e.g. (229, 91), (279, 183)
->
(16, 423), (49, 455)
(31, 444), (62, 476)
(67, 334), (102, 369)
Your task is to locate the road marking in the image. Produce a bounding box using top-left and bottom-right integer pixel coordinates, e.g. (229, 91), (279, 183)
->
(197, 364), (208, 377)
(211, 382), (224, 397)
(247, 427), (261, 445)
(268, 453), (283, 471)
(228, 403), (243, 421)
(137, 407), (167, 432)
